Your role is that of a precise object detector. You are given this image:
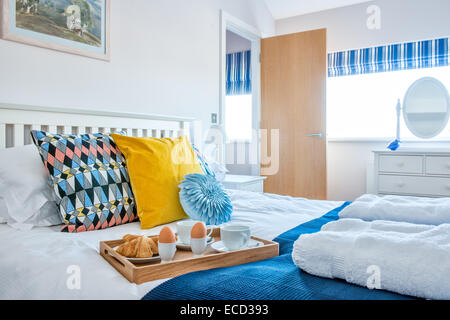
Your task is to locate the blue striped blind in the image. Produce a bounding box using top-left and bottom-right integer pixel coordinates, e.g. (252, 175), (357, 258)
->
(226, 50), (251, 95)
(328, 38), (449, 77)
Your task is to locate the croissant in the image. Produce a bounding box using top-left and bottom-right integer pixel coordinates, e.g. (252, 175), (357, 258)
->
(122, 234), (159, 246)
(148, 236), (159, 255)
(116, 235), (159, 258)
(122, 234), (140, 243)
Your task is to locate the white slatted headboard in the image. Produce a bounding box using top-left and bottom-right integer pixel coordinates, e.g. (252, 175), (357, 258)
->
(0, 103), (200, 149)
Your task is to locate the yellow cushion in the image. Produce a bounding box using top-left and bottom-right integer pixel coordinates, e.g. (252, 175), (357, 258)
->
(111, 134), (202, 229)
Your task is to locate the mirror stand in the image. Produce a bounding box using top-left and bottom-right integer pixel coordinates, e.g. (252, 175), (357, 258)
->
(387, 99), (402, 151)
(387, 77), (450, 151)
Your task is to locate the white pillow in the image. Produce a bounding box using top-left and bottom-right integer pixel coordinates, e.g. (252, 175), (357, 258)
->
(0, 144), (62, 229)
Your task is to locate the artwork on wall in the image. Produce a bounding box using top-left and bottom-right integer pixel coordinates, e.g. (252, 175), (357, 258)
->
(0, 0), (110, 61)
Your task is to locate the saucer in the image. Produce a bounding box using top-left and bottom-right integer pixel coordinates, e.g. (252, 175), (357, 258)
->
(126, 255), (161, 264)
(210, 239), (262, 252)
(176, 237), (214, 250)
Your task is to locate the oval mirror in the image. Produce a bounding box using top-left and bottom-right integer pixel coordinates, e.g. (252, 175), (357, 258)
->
(403, 77), (450, 139)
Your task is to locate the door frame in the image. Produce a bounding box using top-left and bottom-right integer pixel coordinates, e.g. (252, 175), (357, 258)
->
(219, 10), (261, 175)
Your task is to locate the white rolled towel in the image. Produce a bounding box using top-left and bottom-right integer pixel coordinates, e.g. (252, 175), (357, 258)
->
(292, 218), (450, 300)
(339, 194), (450, 225)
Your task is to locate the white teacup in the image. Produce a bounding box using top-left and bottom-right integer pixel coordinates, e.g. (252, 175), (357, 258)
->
(176, 220), (213, 245)
(220, 225), (251, 251)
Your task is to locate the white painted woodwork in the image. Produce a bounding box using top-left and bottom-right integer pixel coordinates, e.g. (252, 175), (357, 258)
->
(373, 149), (450, 198)
(378, 155), (423, 174)
(426, 156), (450, 175)
(0, 124), (6, 149)
(0, 103), (199, 149)
(48, 125), (57, 135)
(63, 126), (72, 134)
(221, 174), (267, 193)
(13, 124), (24, 147)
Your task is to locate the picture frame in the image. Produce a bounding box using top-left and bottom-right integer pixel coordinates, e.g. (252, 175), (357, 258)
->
(0, 0), (110, 61)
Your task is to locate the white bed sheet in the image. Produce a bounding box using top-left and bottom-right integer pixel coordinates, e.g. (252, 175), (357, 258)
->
(0, 190), (342, 300)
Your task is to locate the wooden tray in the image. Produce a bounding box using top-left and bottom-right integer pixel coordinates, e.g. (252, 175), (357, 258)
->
(100, 228), (279, 284)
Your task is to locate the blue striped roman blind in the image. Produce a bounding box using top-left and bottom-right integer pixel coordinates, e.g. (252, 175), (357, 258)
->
(328, 38), (449, 77)
(226, 50), (251, 95)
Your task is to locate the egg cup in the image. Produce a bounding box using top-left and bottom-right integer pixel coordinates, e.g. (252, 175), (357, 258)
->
(190, 237), (207, 257)
(158, 242), (176, 263)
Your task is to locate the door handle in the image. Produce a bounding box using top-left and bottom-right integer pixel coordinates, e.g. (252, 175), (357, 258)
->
(307, 133), (323, 138)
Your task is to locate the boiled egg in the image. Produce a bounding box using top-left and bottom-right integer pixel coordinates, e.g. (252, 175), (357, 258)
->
(159, 226), (176, 243)
(191, 222), (207, 239)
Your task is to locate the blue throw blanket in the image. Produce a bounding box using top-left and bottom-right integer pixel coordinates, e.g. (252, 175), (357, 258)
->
(143, 202), (413, 300)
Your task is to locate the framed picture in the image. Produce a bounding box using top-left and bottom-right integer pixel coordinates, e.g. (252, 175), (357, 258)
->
(0, 0), (110, 61)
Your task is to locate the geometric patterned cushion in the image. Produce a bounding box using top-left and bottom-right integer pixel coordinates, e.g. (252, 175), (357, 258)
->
(30, 131), (137, 233)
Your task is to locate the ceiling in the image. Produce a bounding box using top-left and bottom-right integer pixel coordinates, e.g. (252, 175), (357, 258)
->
(264, 0), (374, 20)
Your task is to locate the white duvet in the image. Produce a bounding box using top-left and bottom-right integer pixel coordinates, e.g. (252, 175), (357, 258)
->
(0, 190), (341, 300)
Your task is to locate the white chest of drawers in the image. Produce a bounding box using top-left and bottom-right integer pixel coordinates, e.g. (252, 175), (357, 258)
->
(373, 149), (450, 197)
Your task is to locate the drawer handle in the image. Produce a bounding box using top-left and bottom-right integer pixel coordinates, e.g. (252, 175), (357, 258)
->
(397, 182), (405, 188)
(397, 162), (405, 167)
(446, 164), (450, 169)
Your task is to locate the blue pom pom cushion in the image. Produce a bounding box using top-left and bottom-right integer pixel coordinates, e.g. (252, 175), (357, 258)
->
(179, 173), (232, 225)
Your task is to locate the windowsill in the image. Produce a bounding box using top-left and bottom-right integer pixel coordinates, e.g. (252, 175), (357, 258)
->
(328, 137), (450, 143)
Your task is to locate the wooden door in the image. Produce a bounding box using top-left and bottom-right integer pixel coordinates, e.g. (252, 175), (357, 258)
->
(261, 29), (327, 199)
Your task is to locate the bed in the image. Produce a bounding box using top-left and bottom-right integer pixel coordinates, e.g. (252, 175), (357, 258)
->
(0, 189), (343, 299)
(0, 104), (442, 300)
(0, 104), (346, 300)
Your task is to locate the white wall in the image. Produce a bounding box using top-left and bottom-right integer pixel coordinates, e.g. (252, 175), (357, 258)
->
(226, 31), (252, 54)
(0, 0), (274, 146)
(276, 0), (450, 52)
(276, 0), (450, 201)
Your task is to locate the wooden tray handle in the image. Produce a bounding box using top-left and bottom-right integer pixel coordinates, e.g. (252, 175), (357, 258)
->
(102, 247), (125, 268)
(100, 242), (133, 282)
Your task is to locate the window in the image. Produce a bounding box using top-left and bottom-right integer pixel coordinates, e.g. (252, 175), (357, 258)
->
(225, 48), (252, 142)
(327, 65), (450, 140)
(225, 94), (252, 141)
